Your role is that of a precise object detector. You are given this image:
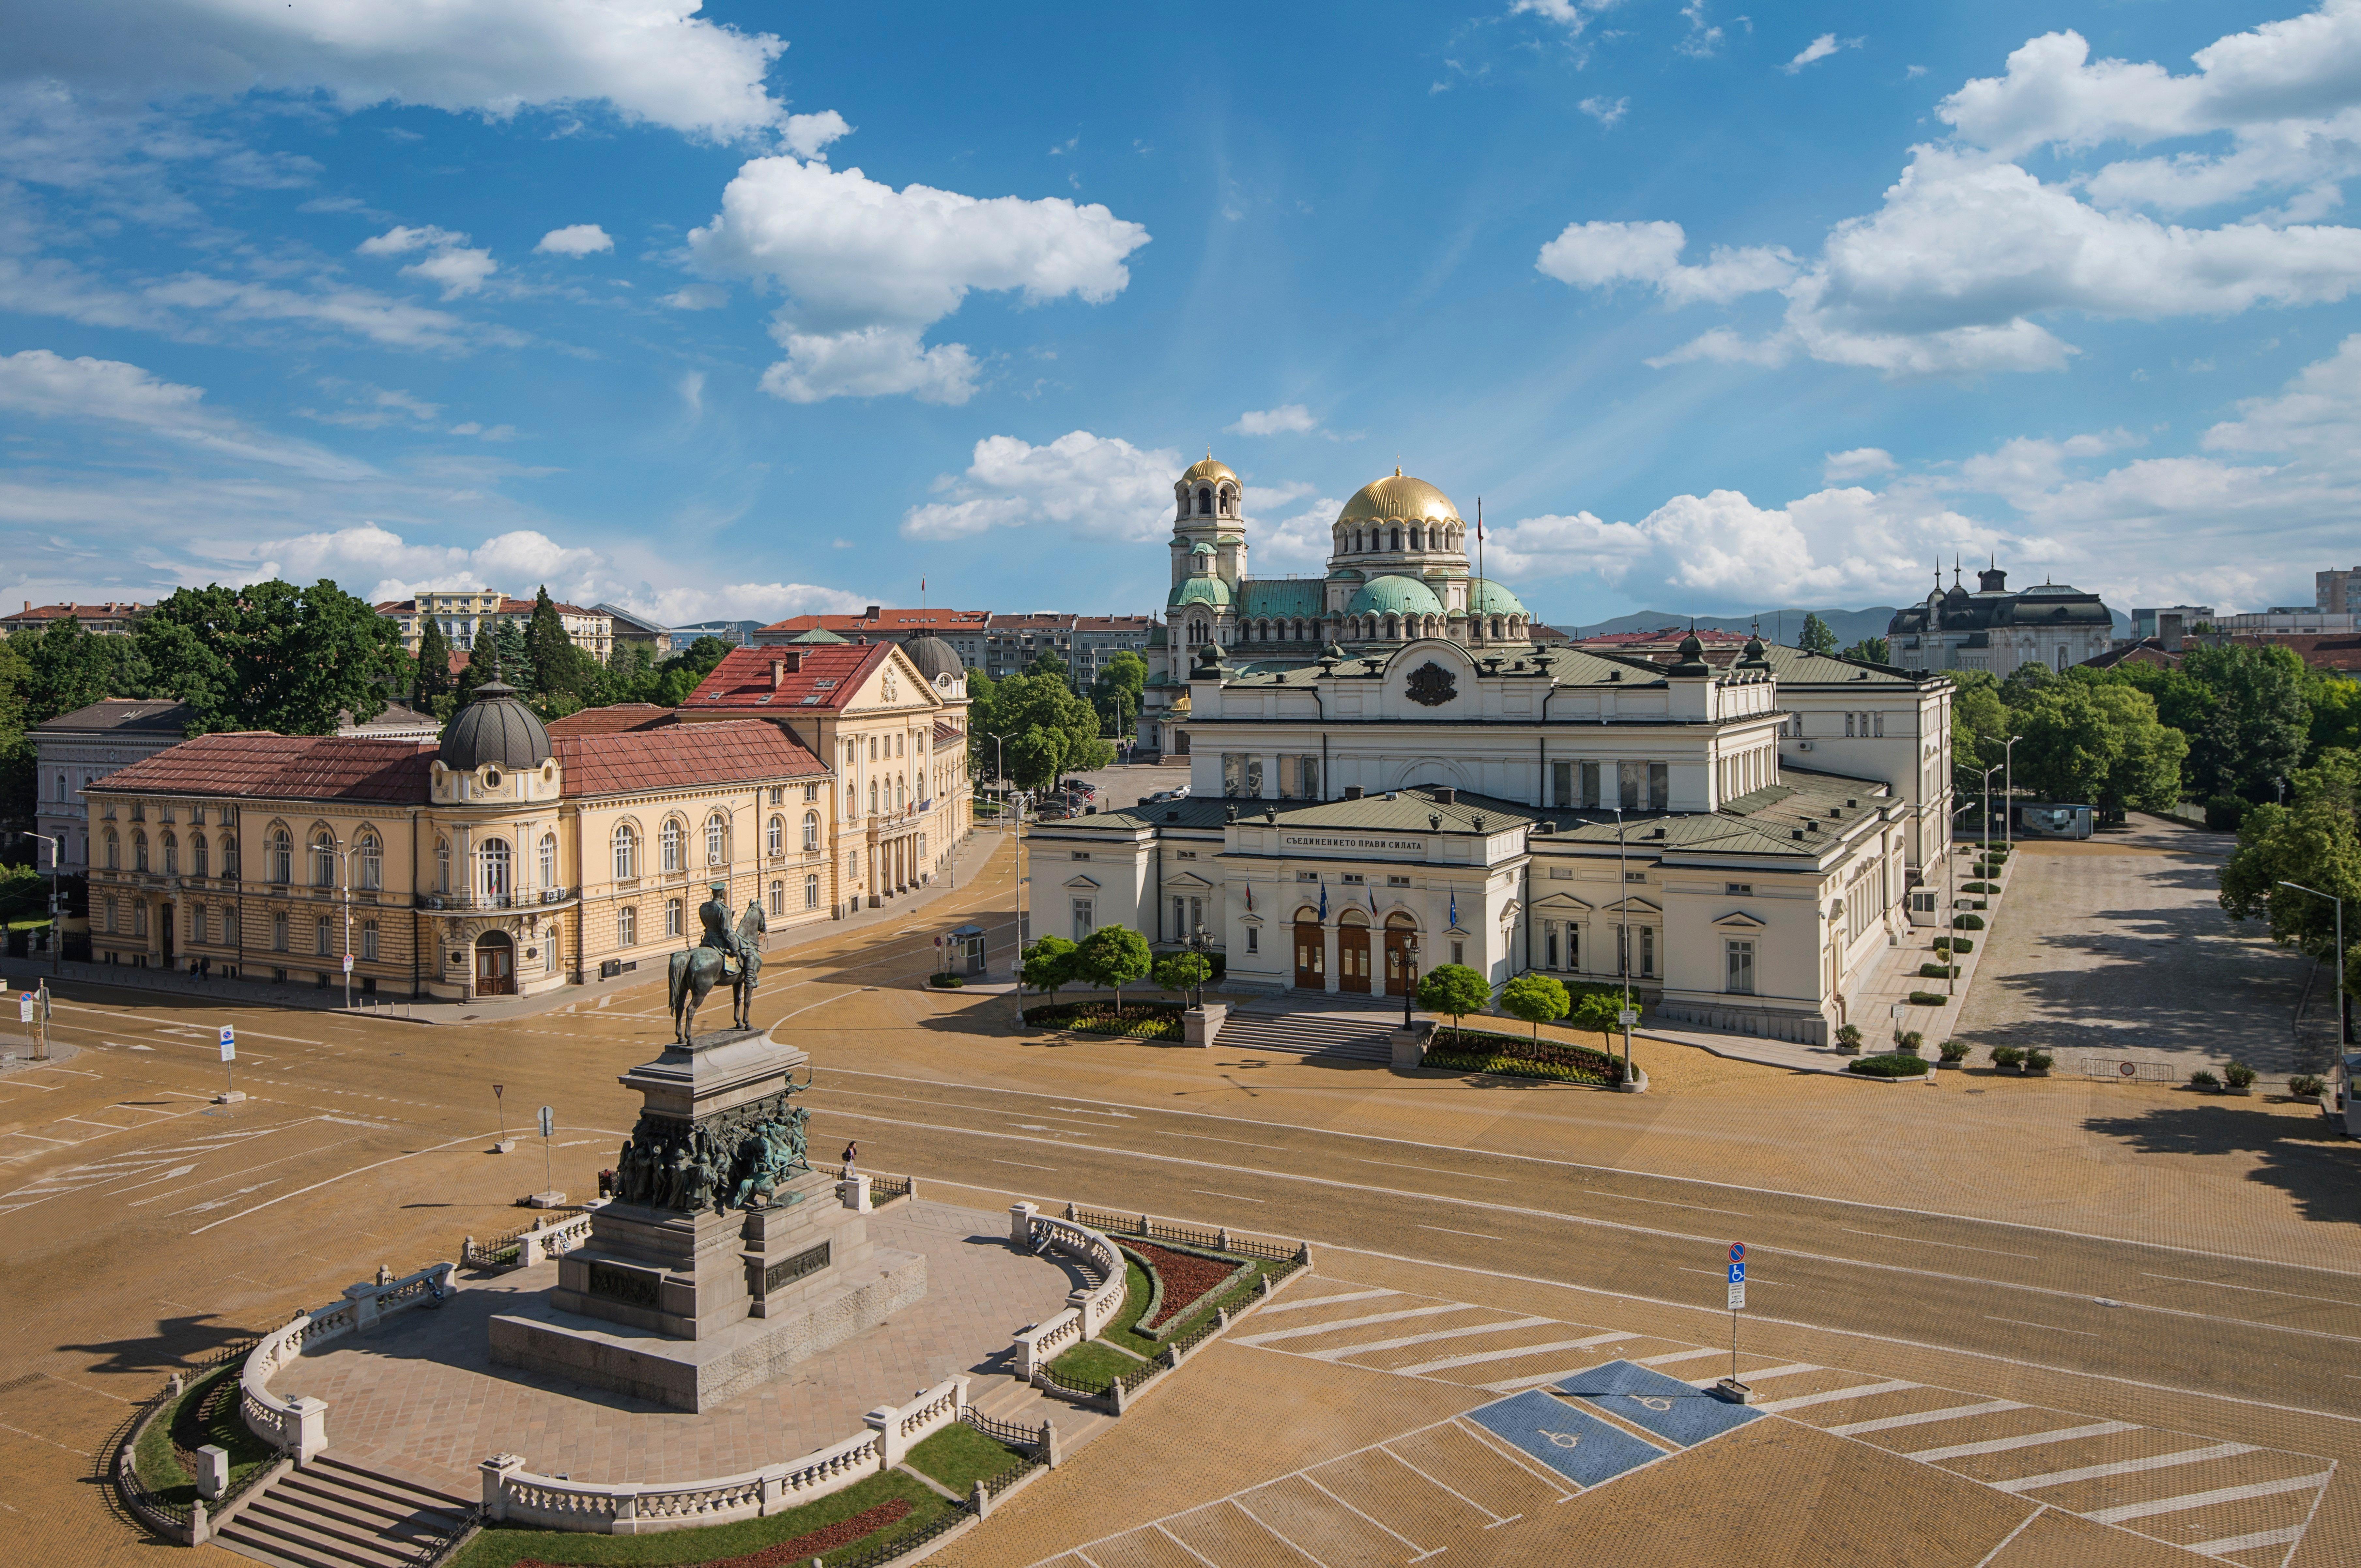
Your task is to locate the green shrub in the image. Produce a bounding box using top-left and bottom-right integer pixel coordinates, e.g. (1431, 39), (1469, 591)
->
(1948, 937), (1974, 953)
(928, 971), (964, 988)
(2223, 1060), (2257, 1090)
(1847, 1052), (1930, 1077)
(1426, 1029), (1622, 1085)
(1953, 914), (1985, 930)
(1907, 990), (1950, 1006)
(2189, 1068), (2220, 1089)
(2024, 1049), (2053, 1071)
(1896, 1029), (1925, 1053)
(1497, 972), (1572, 1040)
(1938, 1039), (1970, 1062)
(1919, 962), (1960, 979)
(1991, 1045), (2025, 1069)
(2204, 795), (2246, 832)
(2290, 1073), (2326, 1099)
(1960, 881), (1997, 893)
(1931, 937), (1952, 953)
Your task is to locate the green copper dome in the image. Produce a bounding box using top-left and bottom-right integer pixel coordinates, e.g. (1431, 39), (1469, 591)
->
(1466, 577), (1529, 617)
(1345, 575), (1446, 618)
(1169, 575), (1233, 609)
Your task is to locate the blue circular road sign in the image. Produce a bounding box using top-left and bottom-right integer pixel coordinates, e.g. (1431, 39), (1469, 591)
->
(1729, 1242), (1745, 1262)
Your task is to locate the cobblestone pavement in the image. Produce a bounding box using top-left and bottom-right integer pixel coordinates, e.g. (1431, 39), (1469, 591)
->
(4, 824), (2357, 1568)
(1950, 820), (2310, 1081)
(268, 1199), (1077, 1496)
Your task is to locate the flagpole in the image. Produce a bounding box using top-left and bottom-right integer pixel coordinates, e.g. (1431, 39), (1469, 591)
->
(1476, 497), (1484, 646)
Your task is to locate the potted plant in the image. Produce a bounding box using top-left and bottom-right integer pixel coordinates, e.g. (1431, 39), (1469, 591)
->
(2188, 1068), (2221, 1091)
(1894, 1028), (1925, 1057)
(2023, 1049), (2053, 1076)
(2289, 1073), (2327, 1102)
(2223, 1060), (2256, 1095)
(1833, 1022), (1863, 1056)
(1991, 1045), (2025, 1073)
(928, 970), (965, 989)
(1937, 1040), (1970, 1069)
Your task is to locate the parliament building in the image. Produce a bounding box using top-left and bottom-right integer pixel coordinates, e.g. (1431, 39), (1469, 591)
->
(1044, 459), (1957, 1045)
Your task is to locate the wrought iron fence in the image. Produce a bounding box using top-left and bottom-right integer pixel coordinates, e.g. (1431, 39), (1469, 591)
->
(979, 1457), (1043, 1498)
(1032, 1362), (1110, 1399)
(959, 1407), (1044, 1456)
(396, 1502), (484, 1567)
(826, 1499), (975, 1568)
(868, 1171), (914, 1204)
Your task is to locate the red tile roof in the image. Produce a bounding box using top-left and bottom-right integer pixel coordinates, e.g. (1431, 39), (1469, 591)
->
(2224, 633), (2361, 672)
(683, 644), (893, 715)
(556, 721), (825, 797)
(91, 734), (436, 803)
(3, 600), (146, 627)
(759, 607), (989, 636)
(546, 703), (677, 737)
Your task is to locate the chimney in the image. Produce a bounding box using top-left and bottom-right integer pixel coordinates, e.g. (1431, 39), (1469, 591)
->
(1432, 786), (1456, 805)
(1343, 785), (1365, 800)
(769, 658), (784, 689)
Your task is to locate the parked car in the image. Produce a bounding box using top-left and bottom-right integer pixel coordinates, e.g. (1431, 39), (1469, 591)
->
(1035, 802), (1073, 821)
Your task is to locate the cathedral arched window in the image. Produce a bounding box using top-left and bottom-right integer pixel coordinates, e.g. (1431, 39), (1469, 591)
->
(1197, 485), (1213, 515)
(1384, 615), (1399, 639)
(1389, 526), (1401, 551)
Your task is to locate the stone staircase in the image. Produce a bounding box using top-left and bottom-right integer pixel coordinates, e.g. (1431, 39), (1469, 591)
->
(1215, 1003), (1400, 1063)
(214, 1455), (472, 1568)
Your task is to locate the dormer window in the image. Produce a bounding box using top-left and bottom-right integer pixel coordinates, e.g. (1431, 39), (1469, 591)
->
(485, 768), (502, 789)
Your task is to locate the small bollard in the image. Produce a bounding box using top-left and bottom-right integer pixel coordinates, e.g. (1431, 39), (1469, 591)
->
(194, 1443), (230, 1500)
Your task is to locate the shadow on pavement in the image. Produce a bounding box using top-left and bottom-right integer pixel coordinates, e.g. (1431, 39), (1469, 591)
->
(59, 1312), (261, 1378)
(2082, 1103), (2361, 1229)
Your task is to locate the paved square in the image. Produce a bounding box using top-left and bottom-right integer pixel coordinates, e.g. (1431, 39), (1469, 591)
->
(1551, 1359), (1764, 1448)
(1462, 1389), (1667, 1489)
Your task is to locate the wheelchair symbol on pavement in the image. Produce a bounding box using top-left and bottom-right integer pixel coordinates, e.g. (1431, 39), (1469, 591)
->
(1539, 1429), (1582, 1449)
(1633, 1396), (1675, 1411)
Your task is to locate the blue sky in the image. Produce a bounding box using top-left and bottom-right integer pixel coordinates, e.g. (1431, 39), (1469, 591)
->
(5, 1), (2360, 630)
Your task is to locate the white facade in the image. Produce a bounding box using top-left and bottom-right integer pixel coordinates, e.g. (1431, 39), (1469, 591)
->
(1888, 565), (2114, 676)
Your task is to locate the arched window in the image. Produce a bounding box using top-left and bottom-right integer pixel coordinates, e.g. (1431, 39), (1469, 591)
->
(1383, 615), (1399, 639)
(897, 775), (907, 810)
(221, 834), (238, 877)
(538, 832), (555, 888)
(661, 819), (683, 873)
(1197, 485), (1213, 515)
(131, 830), (148, 871)
(161, 832), (177, 875)
(193, 833), (209, 877)
(844, 784), (856, 817)
(705, 812), (727, 866)
(358, 832), (381, 889)
(312, 830), (336, 887)
(1389, 526), (1401, 550)
(613, 822), (638, 880)
(269, 827), (292, 884)
(434, 836), (450, 893)
(103, 830), (118, 870)
(803, 811), (820, 851)
(768, 815), (784, 857)
(479, 838), (511, 901)
(869, 780), (880, 813)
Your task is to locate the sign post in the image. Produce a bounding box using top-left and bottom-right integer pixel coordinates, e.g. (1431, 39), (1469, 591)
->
(492, 1083), (512, 1154)
(531, 1105), (561, 1207)
(1714, 1242), (1751, 1404)
(1617, 1007), (1639, 1092)
(215, 1025), (243, 1104)
(17, 990), (41, 1061)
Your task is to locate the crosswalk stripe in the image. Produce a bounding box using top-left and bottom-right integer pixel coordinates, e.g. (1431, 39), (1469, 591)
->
(1757, 1380), (1919, 1414)
(2183, 1524), (2306, 1556)
(1233, 1304), (1470, 1347)
(1248, 1288), (1395, 1317)
(1909, 1422), (2136, 1463)
(1686, 1362), (1818, 1387)
(1993, 1442), (2257, 1494)
(1302, 1317), (1554, 1363)
(1478, 1366), (1623, 1393)
(1636, 1348), (1722, 1366)
(1394, 1332), (1628, 1376)
(2082, 1471), (2329, 1526)
(1825, 1400), (2024, 1437)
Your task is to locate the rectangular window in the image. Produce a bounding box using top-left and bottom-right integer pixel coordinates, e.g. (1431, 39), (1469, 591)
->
(1726, 939), (1755, 995)
(1173, 896), (1187, 934)
(1581, 761), (1602, 808)
(1618, 760), (1641, 810)
(1245, 927), (1259, 955)
(1387, 875), (1410, 886)
(1070, 852), (1091, 860)
(103, 896), (116, 933)
(315, 917), (331, 957)
(1551, 760), (1573, 807)
(1297, 871), (1320, 882)
(1874, 713), (1885, 738)
(1846, 713), (1857, 737)
(618, 905), (638, 945)
(769, 880), (784, 916)
(1549, 868), (1572, 880)
(1298, 754), (1319, 800)
(1641, 926), (1656, 979)
(1071, 898), (1095, 937)
(1544, 923), (1559, 970)
(805, 874), (820, 910)
(1176, 851), (1196, 859)
(1279, 755), (1301, 799)
(1341, 873), (1364, 885)
(1450, 940), (1465, 966)
(1245, 755), (1265, 797)
(1221, 753), (1246, 796)
(271, 912), (287, 952)
(224, 909), (237, 947)
(1648, 762), (1669, 811)
(362, 922), (379, 962)
(1725, 883), (1753, 896)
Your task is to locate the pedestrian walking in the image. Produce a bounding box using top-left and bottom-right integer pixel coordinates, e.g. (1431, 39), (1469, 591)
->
(841, 1139), (859, 1179)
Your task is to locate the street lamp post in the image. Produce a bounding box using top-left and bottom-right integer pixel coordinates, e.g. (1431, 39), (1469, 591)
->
(1401, 932), (1420, 1028)
(1980, 764), (2002, 858)
(2279, 880), (2352, 1046)
(1614, 806), (1633, 1084)
(2002, 734), (2024, 847)
(23, 832), (61, 976)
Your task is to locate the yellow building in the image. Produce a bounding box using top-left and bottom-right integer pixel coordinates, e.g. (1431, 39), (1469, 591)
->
(83, 684), (831, 1000)
(376, 590), (614, 661)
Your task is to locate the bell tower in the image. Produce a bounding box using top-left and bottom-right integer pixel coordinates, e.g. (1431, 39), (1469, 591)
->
(1171, 453), (1248, 589)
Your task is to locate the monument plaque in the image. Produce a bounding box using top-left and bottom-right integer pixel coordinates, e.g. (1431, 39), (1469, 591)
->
(487, 1017), (928, 1411)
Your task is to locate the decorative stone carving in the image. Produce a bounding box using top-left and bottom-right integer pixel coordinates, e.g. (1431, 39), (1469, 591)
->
(1405, 661), (1458, 707)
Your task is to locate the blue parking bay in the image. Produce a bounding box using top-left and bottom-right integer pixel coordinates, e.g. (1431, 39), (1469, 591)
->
(1463, 1389), (1668, 1489)
(1551, 1360), (1764, 1448)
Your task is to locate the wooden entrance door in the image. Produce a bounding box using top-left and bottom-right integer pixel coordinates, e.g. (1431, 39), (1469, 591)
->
(160, 903), (176, 965)
(1338, 922), (1372, 994)
(1293, 921), (1325, 990)
(475, 931), (515, 996)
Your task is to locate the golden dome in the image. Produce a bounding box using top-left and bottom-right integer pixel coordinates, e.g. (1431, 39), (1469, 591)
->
(1339, 468), (1459, 524)
(1181, 453), (1237, 486)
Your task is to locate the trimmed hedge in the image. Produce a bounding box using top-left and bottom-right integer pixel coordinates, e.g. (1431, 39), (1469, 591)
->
(1953, 914), (1985, 930)
(1848, 1052), (1930, 1078)
(1021, 1002), (1184, 1040)
(1425, 1028), (1624, 1086)
(1947, 937), (1974, 953)
(1960, 881), (1997, 893)
(1906, 990), (1950, 1006)
(1918, 962), (1960, 979)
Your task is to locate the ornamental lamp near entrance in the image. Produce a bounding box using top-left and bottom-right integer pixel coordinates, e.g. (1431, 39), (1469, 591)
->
(1402, 932), (1420, 1028)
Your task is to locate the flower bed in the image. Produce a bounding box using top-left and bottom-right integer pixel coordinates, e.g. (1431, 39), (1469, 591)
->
(513, 1499), (912, 1568)
(1020, 1003), (1183, 1040)
(1130, 1240), (1248, 1333)
(1424, 1027), (1623, 1085)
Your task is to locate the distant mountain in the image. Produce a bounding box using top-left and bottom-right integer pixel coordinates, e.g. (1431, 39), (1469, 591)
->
(1557, 607), (1901, 648)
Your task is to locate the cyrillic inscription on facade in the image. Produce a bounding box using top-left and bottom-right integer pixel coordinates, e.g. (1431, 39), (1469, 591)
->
(587, 1261), (662, 1309)
(762, 1241), (831, 1294)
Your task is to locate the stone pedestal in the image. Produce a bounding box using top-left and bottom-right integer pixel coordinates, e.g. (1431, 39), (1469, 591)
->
(489, 1025), (927, 1411)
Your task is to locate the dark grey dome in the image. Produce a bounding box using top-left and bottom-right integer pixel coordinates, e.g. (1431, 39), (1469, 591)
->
(439, 681), (551, 771)
(901, 634), (963, 683)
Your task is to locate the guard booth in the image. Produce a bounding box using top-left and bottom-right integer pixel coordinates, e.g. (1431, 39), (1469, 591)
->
(948, 923), (988, 977)
(1904, 888), (1942, 927)
(2014, 801), (2094, 839)
(2330, 1051), (2361, 1138)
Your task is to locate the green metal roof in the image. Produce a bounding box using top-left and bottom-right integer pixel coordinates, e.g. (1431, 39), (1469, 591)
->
(1345, 575), (1445, 617)
(1168, 575), (1233, 609)
(1467, 577), (1529, 617)
(1238, 579), (1326, 620)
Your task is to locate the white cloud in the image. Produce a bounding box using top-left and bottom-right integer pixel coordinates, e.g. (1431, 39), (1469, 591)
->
(1536, 219), (1798, 306)
(1785, 34), (1862, 75)
(900, 430), (1182, 541)
(1645, 328), (1793, 368)
(678, 369), (705, 416)
(1823, 447), (1897, 482)
(0, 347), (371, 479)
(1578, 96), (1628, 129)
(535, 223), (612, 256)
(783, 110), (851, 160)
(688, 153), (1149, 403)
(1229, 404), (1317, 436)
(357, 224), (497, 298)
(661, 283), (728, 310)
(1679, 1), (1724, 58)
(4, 0), (794, 140)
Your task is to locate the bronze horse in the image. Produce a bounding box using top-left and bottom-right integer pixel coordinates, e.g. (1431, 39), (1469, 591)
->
(668, 899), (767, 1044)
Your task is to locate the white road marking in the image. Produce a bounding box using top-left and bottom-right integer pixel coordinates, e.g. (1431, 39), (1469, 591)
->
(1636, 1348), (1723, 1366)
(1419, 1224), (1501, 1241)
(2138, 1271), (2361, 1308)
(1300, 1316), (1555, 1363)
(1841, 1228), (2037, 1260)
(2184, 1524), (2305, 1556)
(1234, 1304), (1472, 1347)
(1984, 1314), (2099, 1337)
(1909, 1422), (2137, 1463)
(1993, 1442), (2256, 1494)
(186, 1127), (500, 1234)
(1585, 1188), (1751, 1217)
(1375, 1442), (1517, 1526)
(1368, 1158), (1510, 1183)
(2081, 1471), (2330, 1525)
(1248, 1289), (1395, 1316)
(1192, 1189), (1264, 1204)
(1394, 1332), (1627, 1376)
(1825, 1400), (2024, 1437)
(1685, 1362), (1818, 1387)
(1755, 1380), (1920, 1414)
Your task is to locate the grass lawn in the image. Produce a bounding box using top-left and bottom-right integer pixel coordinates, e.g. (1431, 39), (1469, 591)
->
(904, 1422), (1027, 1496)
(455, 1468), (950, 1568)
(1099, 1255), (1285, 1359)
(132, 1364), (279, 1508)
(1045, 1338), (1139, 1389)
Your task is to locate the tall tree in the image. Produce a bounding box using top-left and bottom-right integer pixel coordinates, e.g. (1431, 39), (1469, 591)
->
(1798, 612), (1838, 656)
(525, 586), (588, 700)
(2179, 642), (2307, 803)
(24, 615), (132, 723)
(1093, 650), (1148, 737)
(136, 580), (400, 735)
(0, 635), (34, 836)
(414, 619), (454, 709)
(1840, 636), (1891, 665)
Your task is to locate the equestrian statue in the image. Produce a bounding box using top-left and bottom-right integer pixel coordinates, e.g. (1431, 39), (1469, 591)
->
(669, 882), (767, 1044)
